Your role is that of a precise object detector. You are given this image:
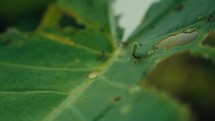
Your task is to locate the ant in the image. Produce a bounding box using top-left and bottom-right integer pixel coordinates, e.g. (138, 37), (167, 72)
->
(130, 42), (144, 64)
(130, 53), (144, 64)
(130, 42), (156, 64)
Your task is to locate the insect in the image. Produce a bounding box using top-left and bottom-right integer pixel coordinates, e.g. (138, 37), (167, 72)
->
(130, 42), (144, 64)
(130, 42), (156, 64)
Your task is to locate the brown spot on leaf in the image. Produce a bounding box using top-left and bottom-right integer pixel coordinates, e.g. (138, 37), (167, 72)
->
(207, 15), (214, 22)
(112, 96), (122, 103)
(175, 4), (183, 11)
(98, 51), (105, 60)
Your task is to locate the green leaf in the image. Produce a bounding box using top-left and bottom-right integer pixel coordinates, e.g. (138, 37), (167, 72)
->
(57, 0), (110, 30)
(0, 0), (215, 121)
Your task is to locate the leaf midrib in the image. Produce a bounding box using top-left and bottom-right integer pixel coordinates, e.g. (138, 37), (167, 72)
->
(42, 47), (123, 121)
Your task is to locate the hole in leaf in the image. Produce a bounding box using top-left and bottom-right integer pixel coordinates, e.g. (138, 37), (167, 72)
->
(60, 14), (86, 29)
(202, 30), (215, 47)
(156, 30), (199, 50)
(145, 52), (215, 121)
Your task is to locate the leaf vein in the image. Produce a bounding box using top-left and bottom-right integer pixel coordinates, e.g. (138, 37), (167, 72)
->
(0, 61), (92, 71)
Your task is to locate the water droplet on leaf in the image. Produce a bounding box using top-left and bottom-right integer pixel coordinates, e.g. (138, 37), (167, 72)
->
(88, 72), (98, 79)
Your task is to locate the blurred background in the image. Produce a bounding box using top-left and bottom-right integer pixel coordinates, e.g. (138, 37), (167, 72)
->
(0, 0), (157, 39)
(0, 0), (53, 32)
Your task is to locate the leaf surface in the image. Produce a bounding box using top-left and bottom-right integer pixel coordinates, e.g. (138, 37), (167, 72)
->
(1, 0), (215, 121)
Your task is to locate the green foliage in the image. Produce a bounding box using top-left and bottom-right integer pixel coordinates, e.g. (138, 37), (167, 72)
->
(0, 0), (53, 32)
(0, 0), (215, 121)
